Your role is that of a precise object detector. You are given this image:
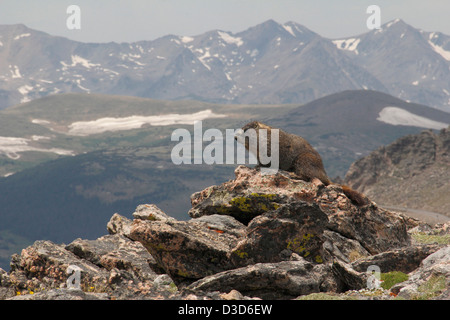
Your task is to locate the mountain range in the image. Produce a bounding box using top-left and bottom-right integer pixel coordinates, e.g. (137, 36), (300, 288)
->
(0, 19), (449, 111)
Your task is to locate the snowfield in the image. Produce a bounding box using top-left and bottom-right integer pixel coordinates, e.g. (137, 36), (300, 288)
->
(0, 136), (74, 160)
(180, 36), (194, 43)
(32, 119), (51, 125)
(13, 33), (31, 40)
(217, 31), (243, 47)
(67, 109), (227, 136)
(428, 32), (450, 61)
(377, 106), (449, 130)
(332, 38), (361, 54)
(60, 55), (100, 69)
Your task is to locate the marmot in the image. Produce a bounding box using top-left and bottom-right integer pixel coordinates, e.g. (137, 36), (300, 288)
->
(238, 121), (368, 206)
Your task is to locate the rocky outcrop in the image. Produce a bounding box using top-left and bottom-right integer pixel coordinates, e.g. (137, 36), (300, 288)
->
(345, 127), (450, 220)
(0, 230), (172, 300)
(0, 166), (448, 300)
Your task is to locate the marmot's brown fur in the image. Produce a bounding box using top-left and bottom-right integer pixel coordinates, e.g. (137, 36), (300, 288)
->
(240, 121), (368, 206)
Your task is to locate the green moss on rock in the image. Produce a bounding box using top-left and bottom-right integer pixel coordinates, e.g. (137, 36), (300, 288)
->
(380, 271), (409, 290)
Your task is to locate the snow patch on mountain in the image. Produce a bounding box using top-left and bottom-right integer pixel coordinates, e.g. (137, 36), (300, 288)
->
(385, 18), (402, 29)
(61, 55), (100, 69)
(332, 38), (360, 54)
(217, 31), (243, 47)
(10, 65), (22, 79)
(32, 119), (51, 125)
(428, 36), (450, 61)
(0, 136), (74, 160)
(377, 106), (449, 130)
(13, 33), (31, 40)
(67, 110), (227, 136)
(18, 85), (34, 103)
(181, 36), (194, 43)
(282, 24), (296, 37)
(198, 49), (212, 71)
(18, 85), (33, 95)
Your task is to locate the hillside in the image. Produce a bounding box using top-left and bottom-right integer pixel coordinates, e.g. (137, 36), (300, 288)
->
(0, 19), (449, 111)
(2, 90), (449, 179)
(0, 92), (293, 177)
(345, 127), (450, 218)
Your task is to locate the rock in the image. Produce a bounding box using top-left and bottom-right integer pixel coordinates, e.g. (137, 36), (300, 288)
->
(107, 213), (132, 236)
(331, 260), (367, 291)
(129, 166), (418, 295)
(392, 246), (450, 299)
(229, 201), (329, 267)
(132, 204), (176, 223)
(325, 205), (410, 255)
(8, 240), (109, 293)
(185, 260), (333, 300)
(191, 166), (409, 266)
(193, 214), (246, 238)
(129, 216), (243, 286)
(322, 230), (371, 264)
(188, 166), (312, 224)
(153, 274), (174, 287)
(65, 234), (158, 283)
(9, 288), (110, 300)
(1, 232), (183, 299)
(352, 244), (441, 274)
(0, 268), (15, 299)
(220, 289), (247, 300)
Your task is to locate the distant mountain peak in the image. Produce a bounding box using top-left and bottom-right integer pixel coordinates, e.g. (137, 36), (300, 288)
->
(0, 19), (449, 112)
(258, 19), (282, 28)
(282, 21), (317, 38)
(239, 19), (287, 36)
(384, 18), (405, 27)
(374, 18), (418, 35)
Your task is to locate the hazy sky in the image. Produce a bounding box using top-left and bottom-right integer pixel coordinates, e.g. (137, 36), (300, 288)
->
(1, 0), (450, 43)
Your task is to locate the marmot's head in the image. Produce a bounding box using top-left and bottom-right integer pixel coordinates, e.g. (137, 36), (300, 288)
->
(241, 121), (272, 132)
(235, 121), (280, 173)
(235, 121), (273, 151)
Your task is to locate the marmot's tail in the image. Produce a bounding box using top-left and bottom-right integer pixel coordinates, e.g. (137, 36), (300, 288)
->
(340, 185), (369, 206)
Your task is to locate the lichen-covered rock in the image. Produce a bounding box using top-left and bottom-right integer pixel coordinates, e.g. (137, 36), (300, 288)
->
(9, 288), (110, 300)
(229, 201), (329, 266)
(190, 166), (410, 267)
(188, 166), (313, 224)
(0, 217), (186, 300)
(9, 240), (108, 289)
(129, 215), (244, 286)
(129, 165), (419, 296)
